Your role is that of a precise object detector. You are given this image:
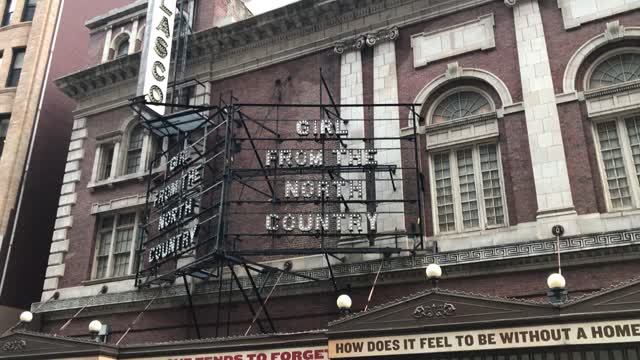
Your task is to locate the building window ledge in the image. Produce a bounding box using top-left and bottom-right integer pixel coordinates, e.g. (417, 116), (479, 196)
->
(88, 166), (165, 190)
(429, 224), (511, 242)
(600, 208), (640, 219)
(0, 21), (31, 33)
(82, 274), (135, 286)
(584, 79), (640, 100)
(424, 112), (499, 151)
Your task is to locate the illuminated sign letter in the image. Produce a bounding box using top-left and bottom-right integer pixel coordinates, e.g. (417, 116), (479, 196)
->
(137, 0), (177, 115)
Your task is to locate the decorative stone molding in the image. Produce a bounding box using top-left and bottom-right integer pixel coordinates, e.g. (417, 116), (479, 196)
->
(333, 27), (398, 54)
(504, 0), (518, 7)
(557, 0), (640, 30)
(410, 14), (495, 68)
(563, 27), (640, 94)
(445, 62), (462, 80)
(413, 67), (513, 118)
(424, 112), (499, 150)
(33, 229), (640, 314)
(584, 80), (640, 117)
(333, 36), (366, 55)
(1, 339), (27, 352)
(58, 0), (499, 98)
(365, 26), (399, 47)
(413, 303), (456, 319)
(605, 20), (624, 41)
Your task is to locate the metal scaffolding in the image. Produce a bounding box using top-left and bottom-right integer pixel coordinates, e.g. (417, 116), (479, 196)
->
(129, 70), (426, 337)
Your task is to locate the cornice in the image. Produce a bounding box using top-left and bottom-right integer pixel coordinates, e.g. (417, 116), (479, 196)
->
(54, 53), (141, 100)
(56, 0), (497, 99)
(85, 0), (147, 30)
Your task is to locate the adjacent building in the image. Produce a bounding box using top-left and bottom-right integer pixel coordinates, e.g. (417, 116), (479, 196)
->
(0, 0), (63, 321)
(3, 0), (640, 358)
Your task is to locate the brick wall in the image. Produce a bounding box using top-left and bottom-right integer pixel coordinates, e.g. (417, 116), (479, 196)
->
(539, 1), (640, 94)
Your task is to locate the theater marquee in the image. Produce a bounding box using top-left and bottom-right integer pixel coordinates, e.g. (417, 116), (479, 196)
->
(329, 319), (640, 358)
(132, 346), (328, 360)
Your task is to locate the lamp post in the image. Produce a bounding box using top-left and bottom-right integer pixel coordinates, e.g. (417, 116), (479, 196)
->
(336, 294), (352, 316)
(426, 263), (442, 289)
(547, 273), (568, 305)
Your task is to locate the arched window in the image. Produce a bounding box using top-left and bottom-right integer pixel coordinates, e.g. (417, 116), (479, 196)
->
(125, 125), (144, 175)
(426, 88), (505, 234)
(588, 52), (640, 90)
(431, 91), (492, 124)
(116, 36), (130, 58)
(587, 51), (640, 211)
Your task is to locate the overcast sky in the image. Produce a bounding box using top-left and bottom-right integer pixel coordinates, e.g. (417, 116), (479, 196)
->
(243, 0), (300, 15)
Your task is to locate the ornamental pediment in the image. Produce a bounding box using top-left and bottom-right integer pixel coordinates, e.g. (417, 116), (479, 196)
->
(329, 289), (553, 335)
(0, 331), (116, 359)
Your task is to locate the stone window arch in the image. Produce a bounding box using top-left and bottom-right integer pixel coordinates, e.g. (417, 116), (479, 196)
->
(429, 88), (494, 125)
(586, 49), (640, 90)
(110, 32), (131, 60)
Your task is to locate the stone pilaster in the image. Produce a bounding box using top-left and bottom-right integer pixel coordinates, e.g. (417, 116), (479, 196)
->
(339, 49), (367, 237)
(372, 38), (405, 235)
(43, 118), (86, 292)
(512, 0), (574, 216)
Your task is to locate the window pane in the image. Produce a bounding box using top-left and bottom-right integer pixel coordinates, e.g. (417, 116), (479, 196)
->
(97, 232), (112, 256)
(94, 212), (138, 279)
(126, 126), (144, 174)
(625, 116), (640, 186)
(597, 121), (632, 209)
(480, 144), (505, 226)
(95, 227), (112, 279)
(100, 215), (114, 230)
(151, 135), (164, 168)
(432, 91), (492, 124)
(456, 148), (479, 229)
(0, 114), (9, 158)
(6, 49), (25, 87)
(116, 39), (129, 58)
(112, 254), (130, 277)
(114, 227), (133, 253)
(1, 0), (15, 26)
(434, 153), (455, 232)
(589, 53), (640, 89)
(118, 212), (136, 226)
(98, 144), (115, 180)
(21, 0), (35, 21)
(96, 256), (109, 279)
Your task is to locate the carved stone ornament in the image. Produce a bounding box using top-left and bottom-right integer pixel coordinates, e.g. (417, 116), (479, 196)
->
(604, 20), (624, 41)
(504, 0), (518, 7)
(334, 35), (366, 55)
(413, 303), (456, 319)
(445, 62), (462, 79)
(333, 27), (399, 54)
(2, 339), (27, 352)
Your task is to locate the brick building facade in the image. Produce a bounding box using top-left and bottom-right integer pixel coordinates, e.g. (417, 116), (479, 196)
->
(17, 0), (640, 352)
